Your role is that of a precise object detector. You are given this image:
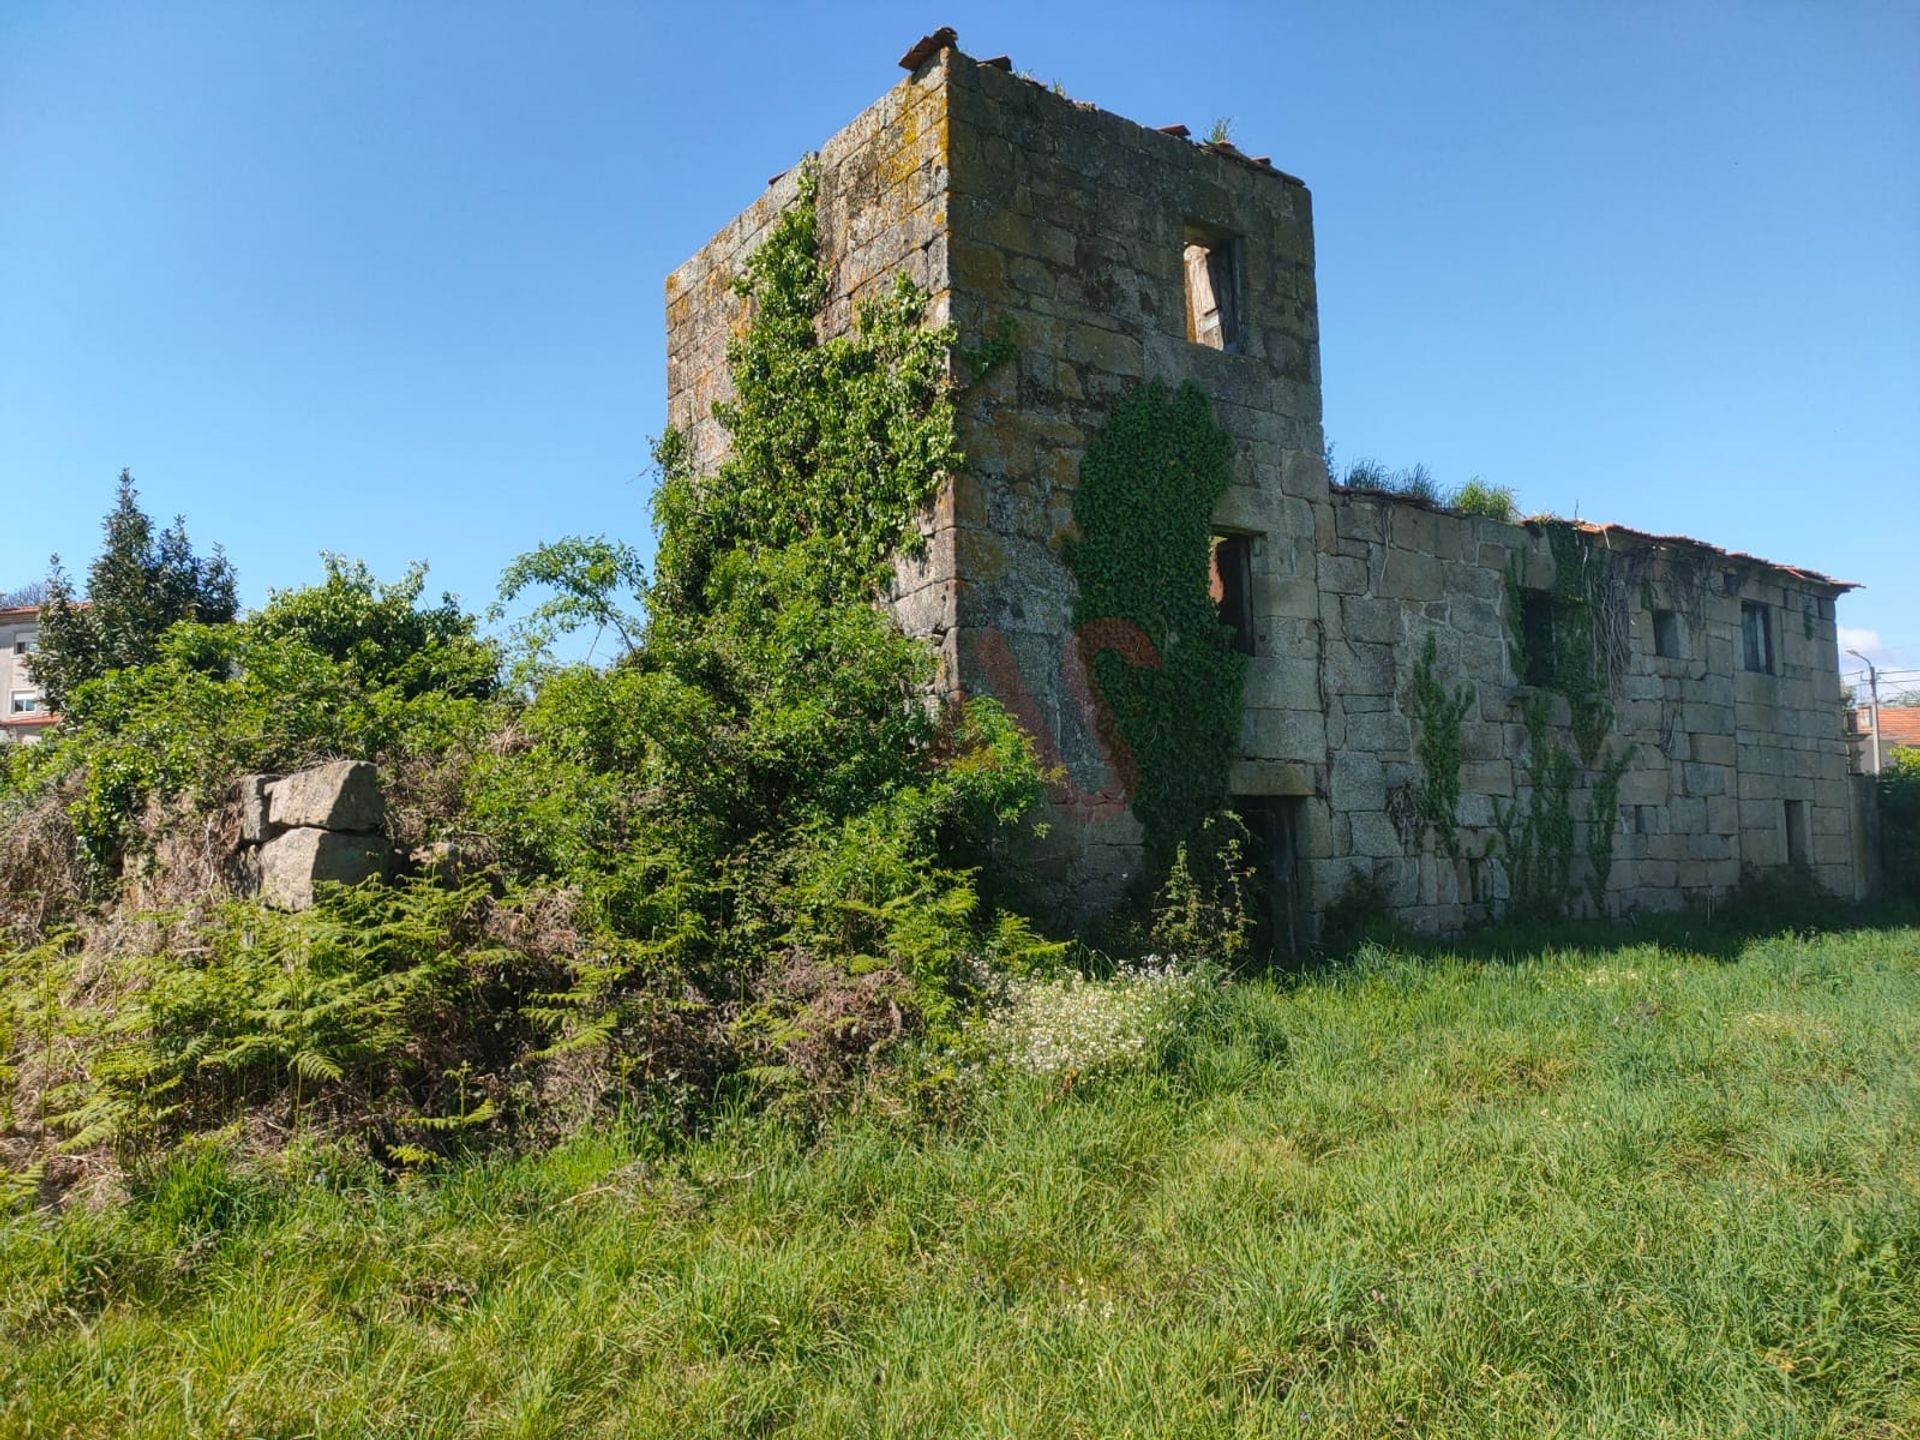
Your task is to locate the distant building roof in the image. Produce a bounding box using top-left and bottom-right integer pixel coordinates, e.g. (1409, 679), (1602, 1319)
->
(1855, 706), (1920, 750)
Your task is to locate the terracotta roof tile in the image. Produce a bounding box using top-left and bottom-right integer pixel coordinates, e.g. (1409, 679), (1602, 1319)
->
(1857, 706), (1920, 749)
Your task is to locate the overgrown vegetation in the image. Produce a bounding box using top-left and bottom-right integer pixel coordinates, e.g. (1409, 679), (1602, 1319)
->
(1407, 633), (1472, 855)
(3, 924), (1914, 1435)
(1880, 748), (1920, 891)
(1066, 379), (1244, 865)
(1325, 444), (1517, 520)
(0, 158), (1053, 1189)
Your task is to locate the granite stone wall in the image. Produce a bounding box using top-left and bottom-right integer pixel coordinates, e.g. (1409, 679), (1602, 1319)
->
(662, 39), (1864, 933)
(939, 55), (1330, 911)
(1307, 495), (1858, 928)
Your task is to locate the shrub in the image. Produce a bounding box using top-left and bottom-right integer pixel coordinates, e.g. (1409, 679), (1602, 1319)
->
(1341, 457), (1394, 490)
(1877, 749), (1920, 895)
(16, 564), (500, 877)
(1149, 811), (1254, 964)
(0, 157), (1057, 1175)
(4, 878), (557, 1161)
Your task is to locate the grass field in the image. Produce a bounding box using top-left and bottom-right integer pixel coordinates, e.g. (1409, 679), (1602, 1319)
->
(3, 923), (1917, 1438)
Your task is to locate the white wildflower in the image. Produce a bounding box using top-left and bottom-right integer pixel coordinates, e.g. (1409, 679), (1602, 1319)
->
(974, 955), (1212, 1081)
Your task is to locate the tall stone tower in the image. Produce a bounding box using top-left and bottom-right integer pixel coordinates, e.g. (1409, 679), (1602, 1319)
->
(667, 32), (1332, 918)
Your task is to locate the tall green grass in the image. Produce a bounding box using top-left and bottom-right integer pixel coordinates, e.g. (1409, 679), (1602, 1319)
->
(4, 926), (1916, 1437)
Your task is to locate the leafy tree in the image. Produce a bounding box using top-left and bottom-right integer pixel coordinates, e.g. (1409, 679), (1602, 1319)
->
(492, 535), (647, 674)
(32, 470), (237, 712)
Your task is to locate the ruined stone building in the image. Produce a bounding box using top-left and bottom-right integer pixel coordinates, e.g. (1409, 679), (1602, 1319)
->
(667, 32), (1871, 936)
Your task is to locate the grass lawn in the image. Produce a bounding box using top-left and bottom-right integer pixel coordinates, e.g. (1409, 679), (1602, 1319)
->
(3, 923), (1916, 1437)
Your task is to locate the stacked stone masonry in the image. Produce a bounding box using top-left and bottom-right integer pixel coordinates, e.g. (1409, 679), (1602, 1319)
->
(239, 760), (391, 911)
(665, 40), (1868, 932)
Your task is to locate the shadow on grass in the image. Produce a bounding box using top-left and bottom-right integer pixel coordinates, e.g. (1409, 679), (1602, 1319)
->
(1273, 872), (1917, 977)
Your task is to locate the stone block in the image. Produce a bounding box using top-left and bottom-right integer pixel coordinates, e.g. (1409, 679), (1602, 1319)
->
(1318, 554), (1369, 594)
(1688, 833), (1732, 862)
(1340, 594), (1402, 645)
(1325, 641), (1395, 696)
(1680, 763), (1727, 797)
(1350, 810), (1405, 858)
(267, 761), (385, 834)
(1242, 657), (1319, 709)
(1345, 710), (1412, 754)
(1689, 732), (1736, 767)
(1707, 795), (1740, 835)
(1331, 751), (1386, 811)
(1380, 549), (1444, 602)
(258, 828), (390, 911)
(1669, 796), (1707, 832)
(238, 773), (282, 843)
(1241, 707), (1325, 763)
(1462, 760), (1514, 798)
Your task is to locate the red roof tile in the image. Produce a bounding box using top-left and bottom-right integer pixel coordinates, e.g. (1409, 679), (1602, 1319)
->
(1857, 706), (1920, 750)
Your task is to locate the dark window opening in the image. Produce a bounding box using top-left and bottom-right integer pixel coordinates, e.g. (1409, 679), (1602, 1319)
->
(1783, 799), (1809, 867)
(1210, 534), (1256, 656)
(1183, 231), (1242, 352)
(1741, 601), (1774, 674)
(1651, 609), (1682, 659)
(1520, 589), (1555, 686)
(1235, 797), (1304, 964)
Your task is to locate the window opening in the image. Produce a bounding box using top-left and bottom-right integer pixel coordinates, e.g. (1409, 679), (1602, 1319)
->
(1210, 534), (1256, 656)
(1520, 590), (1555, 686)
(1741, 601), (1774, 674)
(1651, 609), (1682, 659)
(1183, 233), (1242, 352)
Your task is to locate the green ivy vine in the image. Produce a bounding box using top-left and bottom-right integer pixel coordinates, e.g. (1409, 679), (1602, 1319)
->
(1065, 380), (1244, 864)
(1500, 520), (1636, 916)
(1408, 633), (1472, 856)
(1494, 692), (1577, 918)
(651, 157), (963, 616)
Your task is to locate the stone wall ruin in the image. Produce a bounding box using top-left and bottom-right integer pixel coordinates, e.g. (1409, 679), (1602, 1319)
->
(665, 35), (1867, 935)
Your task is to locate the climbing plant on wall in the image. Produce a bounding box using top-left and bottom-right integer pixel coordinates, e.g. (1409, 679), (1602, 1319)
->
(1065, 379), (1244, 864)
(1499, 520), (1636, 917)
(651, 159), (963, 616)
(1408, 633), (1474, 856)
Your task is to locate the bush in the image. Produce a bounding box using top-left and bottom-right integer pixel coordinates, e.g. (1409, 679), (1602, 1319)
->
(1878, 749), (1920, 894)
(0, 157), (1060, 1177)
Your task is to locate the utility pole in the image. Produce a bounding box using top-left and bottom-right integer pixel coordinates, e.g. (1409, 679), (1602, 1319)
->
(1848, 649), (1882, 774)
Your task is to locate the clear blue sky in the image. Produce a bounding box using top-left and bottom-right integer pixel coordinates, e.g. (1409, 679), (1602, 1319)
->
(3, 2), (1916, 683)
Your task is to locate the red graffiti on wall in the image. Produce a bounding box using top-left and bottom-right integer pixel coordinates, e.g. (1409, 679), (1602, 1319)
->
(967, 619), (1160, 822)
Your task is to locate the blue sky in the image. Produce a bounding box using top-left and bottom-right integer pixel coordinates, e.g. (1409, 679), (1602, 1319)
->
(3, 2), (1916, 684)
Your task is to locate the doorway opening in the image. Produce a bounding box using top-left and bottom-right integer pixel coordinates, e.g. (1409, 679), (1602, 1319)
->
(1233, 795), (1305, 965)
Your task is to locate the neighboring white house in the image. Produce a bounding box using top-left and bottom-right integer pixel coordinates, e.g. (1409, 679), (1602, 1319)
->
(0, 606), (55, 744)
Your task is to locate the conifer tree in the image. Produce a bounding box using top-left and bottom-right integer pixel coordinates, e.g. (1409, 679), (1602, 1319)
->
(32, 470), (237, 712)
